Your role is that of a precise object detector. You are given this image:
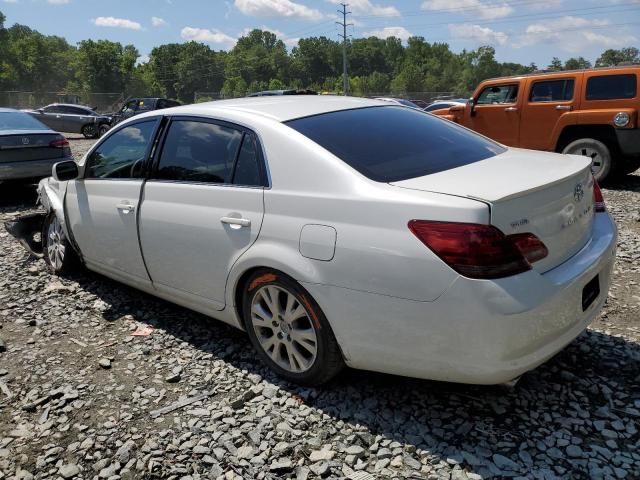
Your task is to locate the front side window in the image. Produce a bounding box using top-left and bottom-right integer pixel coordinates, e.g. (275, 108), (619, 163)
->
(477, 84), (519, 105)
(530, 79), (575, 102)
(586, 74), (637, 100)
(155, 120), (243, 184)
(85, 121), (156, 179)
(286, 106), (505, 182)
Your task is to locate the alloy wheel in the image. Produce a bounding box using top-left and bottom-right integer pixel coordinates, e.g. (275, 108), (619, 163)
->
(250, 285), (318, 373)
(47, 216), (65, 270)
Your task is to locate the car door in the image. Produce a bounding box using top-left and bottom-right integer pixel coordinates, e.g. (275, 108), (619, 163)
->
(62, 106), (93, 134)
(519, 77), (578, 150)
(467, 83), (521, 145)
(138, 117), (266, 311)
(38, 106), (65, 131)
(65, 118), (160, 285)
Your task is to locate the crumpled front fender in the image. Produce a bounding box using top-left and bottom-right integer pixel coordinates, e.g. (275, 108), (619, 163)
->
(37, 178), (70, 239)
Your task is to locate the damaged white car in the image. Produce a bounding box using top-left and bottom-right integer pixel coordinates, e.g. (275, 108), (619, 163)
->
(5, 96), (617, 386)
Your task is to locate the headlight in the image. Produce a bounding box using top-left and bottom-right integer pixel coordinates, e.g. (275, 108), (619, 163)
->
(613, 112), (630, 127)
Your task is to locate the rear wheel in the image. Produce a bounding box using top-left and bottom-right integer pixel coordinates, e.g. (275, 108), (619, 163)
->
(242, 270), (343, 385)
(562, 138), (611, 183)
(81, 124), (98, 139)
(42, 213), (79, 275)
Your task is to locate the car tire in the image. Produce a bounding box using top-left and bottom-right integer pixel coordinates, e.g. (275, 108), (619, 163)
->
(82, 124), (98, 139)
(242, 269), (344, 385)
(562, 138), (612, 183)
(98, 124), (110, 137)
(42, 213), (79, 275)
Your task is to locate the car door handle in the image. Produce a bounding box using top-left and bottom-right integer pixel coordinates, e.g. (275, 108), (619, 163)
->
(116, 203), (136, 214)
(555, 105), (572, 111)
(504, 107), (518, 112)
(220, 216), (251, 227)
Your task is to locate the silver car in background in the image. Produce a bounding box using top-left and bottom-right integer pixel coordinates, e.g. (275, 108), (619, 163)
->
(25, 104), (111, 139)
(0, 108), (73, 183)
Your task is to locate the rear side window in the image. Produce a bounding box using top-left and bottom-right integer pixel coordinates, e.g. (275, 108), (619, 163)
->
(286, 106), (505, 182)
(477, 84), (518, 105)
(155, 120), (243, 183)
(586, 74), (637, 100)
(232, 134), (262, 186)
(530, 79), (574, 102)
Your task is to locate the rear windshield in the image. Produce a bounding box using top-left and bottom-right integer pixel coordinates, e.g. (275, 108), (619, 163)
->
(0, 112), (49, 131)
(286, 106), (505, 182)
(586, 74), (637, 100)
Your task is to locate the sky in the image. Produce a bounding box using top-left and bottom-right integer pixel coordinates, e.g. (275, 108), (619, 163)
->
(1, 0), (638, 67)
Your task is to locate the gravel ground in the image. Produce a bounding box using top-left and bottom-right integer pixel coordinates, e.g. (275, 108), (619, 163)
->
(0, 139), (638, 480)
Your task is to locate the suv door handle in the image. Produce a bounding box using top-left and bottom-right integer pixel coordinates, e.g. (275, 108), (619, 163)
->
(116, 203), (135, 214)
(555, 105), (572, 111)
(504, 107), (518, 112)
(220, 216), (251, 227)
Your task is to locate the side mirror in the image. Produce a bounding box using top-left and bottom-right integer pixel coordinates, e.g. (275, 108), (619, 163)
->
(52, 160), (79, 182)
(469, 97), (477, 117)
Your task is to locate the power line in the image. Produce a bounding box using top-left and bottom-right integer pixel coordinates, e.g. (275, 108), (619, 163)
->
(336, 3), (353, 95)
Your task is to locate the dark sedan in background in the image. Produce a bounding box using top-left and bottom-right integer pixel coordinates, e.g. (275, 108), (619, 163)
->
(0, 108), (73, 183)
(24, 103), (111, 138)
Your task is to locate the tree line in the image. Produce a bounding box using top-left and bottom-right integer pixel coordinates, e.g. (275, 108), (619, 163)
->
(1, 10), (639, 105)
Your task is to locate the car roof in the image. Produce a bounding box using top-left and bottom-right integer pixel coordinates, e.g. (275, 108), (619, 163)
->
(145, 96), (386, 122)
(484, 65), (640, 83)
(46, 103), (92, 108)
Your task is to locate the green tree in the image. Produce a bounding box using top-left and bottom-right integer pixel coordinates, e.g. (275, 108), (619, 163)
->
(595, 47), (640, 67)
(74, 40), (138, 93)
(548, 57), (563, 71)
(564, 56), (591, 70)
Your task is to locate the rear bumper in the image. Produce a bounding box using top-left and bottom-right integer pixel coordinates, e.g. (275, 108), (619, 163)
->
(616, 128), (640, 156)
(304, 213), (617, 384)
(0, 157), (66, 181)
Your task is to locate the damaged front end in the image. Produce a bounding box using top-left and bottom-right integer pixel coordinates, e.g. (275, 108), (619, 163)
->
(4, 211), (46, 258)
(4, 179), (60, 259)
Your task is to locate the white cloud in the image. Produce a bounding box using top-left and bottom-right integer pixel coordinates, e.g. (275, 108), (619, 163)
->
(48, 0), (70, 4)
(326, 0), (399, 16)
(93, 16), (142, 30)
(181, 27), (237, 49)
(3, 0), (19, 4)
(422, 0), (512, 20)
(527, 0), (562, 9)
(363, 26), (413, 42)
(151, 16), (167, 27)
(516, 16), (635, 52)
(448, 23), (507, 45)
(234, 0), (323, 20)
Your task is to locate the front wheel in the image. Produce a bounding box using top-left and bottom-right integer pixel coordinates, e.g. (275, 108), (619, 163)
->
(242, 270), (344, 385)
(81, 124), (98, 139)
(98, 124), (110, 137)
(42, 213), (79, 275)
(562, 138), (612, 183)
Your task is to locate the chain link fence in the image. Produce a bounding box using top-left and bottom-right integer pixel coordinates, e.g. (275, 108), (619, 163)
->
(0, 91), (125, 114)
(195, 91), (460, 105)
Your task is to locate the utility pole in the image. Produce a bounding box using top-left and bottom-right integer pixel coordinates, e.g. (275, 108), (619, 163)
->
(336, 3), (352, 96)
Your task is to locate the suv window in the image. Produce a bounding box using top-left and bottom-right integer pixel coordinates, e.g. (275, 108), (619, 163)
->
(530, 79), (574, 102)
(286, 106), (505, 182)
(86, 121), (157, 179)
(477, 84), (518, 105)
(586, 74), (637, 100)
(121, 100), (138, 113)
(155, 120), (243, 184)
(137, 99), (154, 112)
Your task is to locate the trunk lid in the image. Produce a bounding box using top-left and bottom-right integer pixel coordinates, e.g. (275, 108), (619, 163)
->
(390, 148), (595, 272)
(0, 131), (66, 163)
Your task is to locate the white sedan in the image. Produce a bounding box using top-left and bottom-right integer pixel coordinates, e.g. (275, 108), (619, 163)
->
(28, 96), (616, 385)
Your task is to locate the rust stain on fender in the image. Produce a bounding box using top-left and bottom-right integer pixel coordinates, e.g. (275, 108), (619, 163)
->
(248, 273), (278, 291)
(300, 294), (322, 330)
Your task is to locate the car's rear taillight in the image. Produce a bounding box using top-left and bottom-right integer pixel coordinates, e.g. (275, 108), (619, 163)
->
(408, 220), (548, 280)
(49, 138), (69, 148)
(593, 180), (606, 212)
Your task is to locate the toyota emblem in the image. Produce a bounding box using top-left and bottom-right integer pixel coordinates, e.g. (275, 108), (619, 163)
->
(21, 137), (30, 145)
(574, 183), (584, 202)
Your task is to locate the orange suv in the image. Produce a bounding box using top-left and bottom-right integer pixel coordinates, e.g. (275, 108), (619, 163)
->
(433, 66), (640, 182)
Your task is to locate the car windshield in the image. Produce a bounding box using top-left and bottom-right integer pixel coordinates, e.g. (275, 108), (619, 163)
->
(0, 111), (49, 131)
(286, 106), (505, 182)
